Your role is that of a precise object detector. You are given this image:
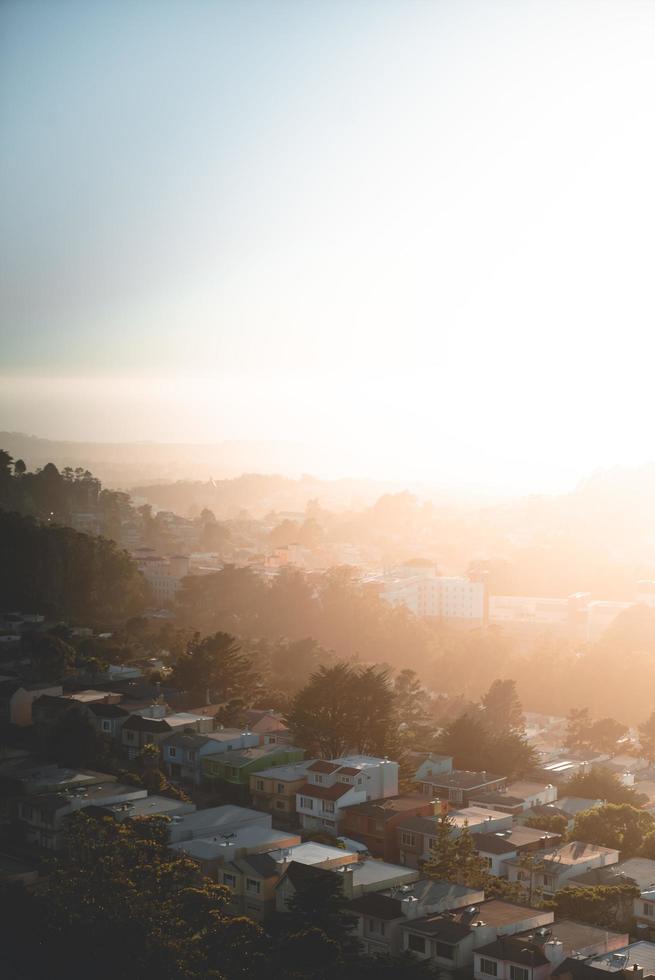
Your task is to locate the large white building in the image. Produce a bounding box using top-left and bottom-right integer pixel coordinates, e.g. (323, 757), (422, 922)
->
(133, 549), (190, 603)
(382, 572), (485, 622)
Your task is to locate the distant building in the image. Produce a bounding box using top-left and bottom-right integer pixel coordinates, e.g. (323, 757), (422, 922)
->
(381, 571), (485, 622)
(133, 550), (190, 604)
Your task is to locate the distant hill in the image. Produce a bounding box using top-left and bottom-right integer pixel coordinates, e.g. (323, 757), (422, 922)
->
(0, 432), (405, 512)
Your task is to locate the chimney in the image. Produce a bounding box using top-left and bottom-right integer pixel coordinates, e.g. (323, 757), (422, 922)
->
(337, 865), (355, 899)
(401, 895), (421, 919)
(544, 941), (565, 966)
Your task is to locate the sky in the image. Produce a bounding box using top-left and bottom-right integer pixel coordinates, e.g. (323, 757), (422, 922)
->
(3, 0), (655, 493)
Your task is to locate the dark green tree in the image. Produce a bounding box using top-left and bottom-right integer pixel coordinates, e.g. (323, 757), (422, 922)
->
(481, 678), (524, 735)
(171, 631), (256, 704)
(571, 803), (653, 857)
(286, 662), (397, 757)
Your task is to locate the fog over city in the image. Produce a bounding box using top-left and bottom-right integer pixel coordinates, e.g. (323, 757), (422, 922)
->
(5, 3), (655, 980)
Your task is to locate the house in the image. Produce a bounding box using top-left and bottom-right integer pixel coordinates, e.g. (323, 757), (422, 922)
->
(567, 857), (655, 893)
(397, 807), (513, 869)
(470, 782), (559, 816)
(552, 942), (655, 980)
(415, 753), (455, 782)
(166, 803), (271, 844)
(340, 794), (436, 862)
(400, 898), (554, 970)
(419, 769), (507, 806)
(473, 921), (629, 980)
(202, 745), (305, 801)
(218, 852), (281, 921)
(352, 880), (485, 956)
(121, 710), (213, 759)
(472, 827), (563, 877)
(242, 709), (292, 746)
(16, 782), (148, 849)
(635, 887), (655, 937)
(161, 729), (260, 786)
(506, 841), (620, 897)
(87, 702), (131, 740)
(0, 680), (64, 726)
(170, 826), (301, 881)
(295, 756), (399, 834)
(249, 760), (315, 825)
(91, 794), (197, 823)
(275, 855), (418, 913)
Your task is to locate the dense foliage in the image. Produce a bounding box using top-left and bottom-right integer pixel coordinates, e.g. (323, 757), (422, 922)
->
(0, 510), (148, 621)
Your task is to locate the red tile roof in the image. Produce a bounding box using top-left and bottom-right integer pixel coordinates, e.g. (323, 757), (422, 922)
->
(297, 781), (353, 801)
(307, 761), (341, 774)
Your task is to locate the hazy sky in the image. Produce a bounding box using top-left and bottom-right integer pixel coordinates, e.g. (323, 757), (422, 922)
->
(3, 0), (655, 492)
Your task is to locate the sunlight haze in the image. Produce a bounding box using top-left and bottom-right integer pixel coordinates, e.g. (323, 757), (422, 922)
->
(2, 0), (655, 491)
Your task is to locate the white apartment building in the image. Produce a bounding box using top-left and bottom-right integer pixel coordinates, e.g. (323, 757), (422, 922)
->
(382, 574), (485, 622)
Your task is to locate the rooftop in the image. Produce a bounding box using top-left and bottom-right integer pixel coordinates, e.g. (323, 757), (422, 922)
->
(297, 780), (353, 801)
(473, 827), (561, 855)
(253, 761), (315, 781)
(506, 841), (619, 870)
(171, 826), (297, 861)
(340, 794), (434, 819)
(422, 770), (505, 789)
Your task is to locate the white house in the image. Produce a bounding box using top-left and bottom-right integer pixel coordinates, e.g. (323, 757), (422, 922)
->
(295, 756), (399, 834)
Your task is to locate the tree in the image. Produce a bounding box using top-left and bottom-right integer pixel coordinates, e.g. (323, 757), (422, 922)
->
(434, 712), (537, 777)
(0, 511), (149, 623)
(13, 458), (26, 476)
(170, 631), (256, 704)
(639, 711), (655, 761)
(394, 668), (429, 723)
(547, 883), (639, 929)
(44, 706), (116, 770)
(282, 865), (358, 955)
(23, 630), (75, 682)
(5, 811), (267, 980)
(571, 804), (654, 857)
(286, 662), (397, 758)
(422, 811), (460, 881)
(588, 718), (629, 754)
(564, 707), (592, 752)
(524, 812), (568, 837)
(481, 679), (524, 735)
(563, 766), (648, 806)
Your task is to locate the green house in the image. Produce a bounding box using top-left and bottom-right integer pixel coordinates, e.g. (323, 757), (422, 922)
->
(202, 744), (304, 801)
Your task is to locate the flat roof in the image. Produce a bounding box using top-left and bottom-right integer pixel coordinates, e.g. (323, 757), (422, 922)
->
(253, 761), (315, 781)
(171, 827), (296, 860)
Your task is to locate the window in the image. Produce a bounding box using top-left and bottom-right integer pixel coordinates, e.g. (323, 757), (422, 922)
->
(401, 831), (417, 847)
(480, 959), (498, 976)
(509, 967), (529, 980)
(102, 720), (111, 732)
(644, 903), (655, 917)
(436, 942), (454, 961)
(314, 774), (324, 784)
(188, 750), (196, 762)
(367, 919), (386, 936)
(408, 935), (425, 954)
(277, 783), (285, 793)
(222, 873), (236, 888)
(542, 874), (555, 889)
(275, 800), (286, 810)
(169, 747), (177, 757)
(322, 801), (335, 813)
(300, 797), (314, 809)
(255, 779), (264, 792)
(246, 878), (261, 895)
